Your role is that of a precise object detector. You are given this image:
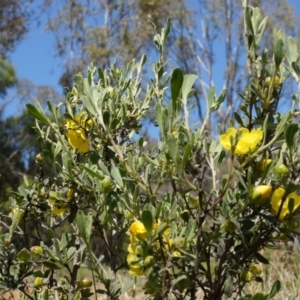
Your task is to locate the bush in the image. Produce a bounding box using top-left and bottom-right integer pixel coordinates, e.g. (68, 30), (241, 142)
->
(1, 4), (300, 300)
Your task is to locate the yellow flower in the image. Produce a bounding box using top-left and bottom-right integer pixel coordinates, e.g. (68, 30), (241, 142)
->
(256, 159), (272, 172)
(172, 250), (181, 257)
(251, 185), (272, 205)
(127, 253), (147, 276)
(127, 241), (143, 256)
(65, 113), (93, 153)
(128, 220), (148, 240)
(48, 199), (69, 216)
(220, 127), (263, 156)
(271, 187), (300, 220)
(51, 206), (67, 216)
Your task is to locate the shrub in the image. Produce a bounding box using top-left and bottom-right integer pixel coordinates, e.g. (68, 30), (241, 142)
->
(1, 4), (300, 300)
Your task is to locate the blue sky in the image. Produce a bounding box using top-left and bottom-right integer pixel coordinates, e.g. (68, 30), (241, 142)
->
(6, 0), (300, 116)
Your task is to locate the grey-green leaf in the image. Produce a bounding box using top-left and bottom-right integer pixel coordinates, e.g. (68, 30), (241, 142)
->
(170, 68), (184, 112)
(142, 210), (154, 234)
(26, 103), (50, 125)
(285, 123), (298, 150)
(274, 39), (284, 68)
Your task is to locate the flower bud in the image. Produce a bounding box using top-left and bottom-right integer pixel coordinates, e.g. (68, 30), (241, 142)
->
(80, 277), (92, 288)
(34, 277), (44, 288)
(101, 177), (112, 193)
(66, 188), (74, 201)
(284, 218), (300, 230)
(144, 256), (154, 268)
(249, 263), (262, 275)
(189, 196), (199, 208)
(222, 220), (237, 233)
(275, 164), (289, 176)
(35, 153), (44, 164)
(39, 187), (46, 198)
(107, 86), (115, 97)
(240, 270), (253, 282)
(251, 185), (272, 205)
(265, 75), (280, 87)
(256, 159), (272, 172)
(30, 246), (44, 257)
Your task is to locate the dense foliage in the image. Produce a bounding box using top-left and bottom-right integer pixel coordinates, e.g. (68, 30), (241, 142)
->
(2, 3), (300, 300)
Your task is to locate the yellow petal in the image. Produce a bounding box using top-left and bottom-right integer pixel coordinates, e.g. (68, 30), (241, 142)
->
(236, 128), (263, 156)
(235, 140), (250, 155)
(251, 185), (272, 205)
(220, 127), (237, 151)
(51, 206), (66, 216)
(270, 187), (300, 220)
(66, 128), (89, 153)
(128, 220), (148, 240)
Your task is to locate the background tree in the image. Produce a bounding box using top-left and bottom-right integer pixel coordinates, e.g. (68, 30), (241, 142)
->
(42, 0), (300, 124)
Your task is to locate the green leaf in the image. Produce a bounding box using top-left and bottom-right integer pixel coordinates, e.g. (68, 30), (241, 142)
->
(217, 150), (226, 166)
(269, 280), (281, 298)
(274, 39), (284, 68)
(252, 7), (261, 35)
(54, 141), (62, 158)
(234, 112), (244, 126)
(170, 68), (183, 113)
(167, 135), (178, 161)
(254, 252), (269, 264)
(103, 111), (110, 127)
(224, 276), (233, 297)
(66, 247), (76, 262)
(96, 289), (107, 294)
(182, 74), (198, 104)
(47, 100), (55, 115)
(245, 7), (254, 36)
(181, 143), (192, 173)
(155, 104), (163, 129)
(97, 67), (105, 87)
(251, 293), (267, 300)
(172, 274), (188, 286)
(162, 17), (172, 46)
(211, 89), (227, 112)
(133, 185), (140, 205)
(74, 73), (84, 94)
(207, 86), (216, 111)
(285, 123), (298, 149)
(33, 270), (44, 277)
(291, 61), (300, 78)
(275, 114), (290, 137)
(288, 198), (295, 214)
(98, 160), (110, 176)
(41, 261), (63, 270)
(81, 95), (97, 117)
(47, 228), (55, 239)
(256, 16), (268, 45)
(143, 153), (159, 167)
(142, 210), (154, 234)
(26, 103), (50, 124)
(287, 37), (298, 62)
(81, 165), (105, 181)
(121, 279), (134, 294)
(76, 211), (93, 246)
(139, 54), (147, 68)
(111, 166), (123, 188)
(61, 152), (72, 176)
(17, 248), (31, 262)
